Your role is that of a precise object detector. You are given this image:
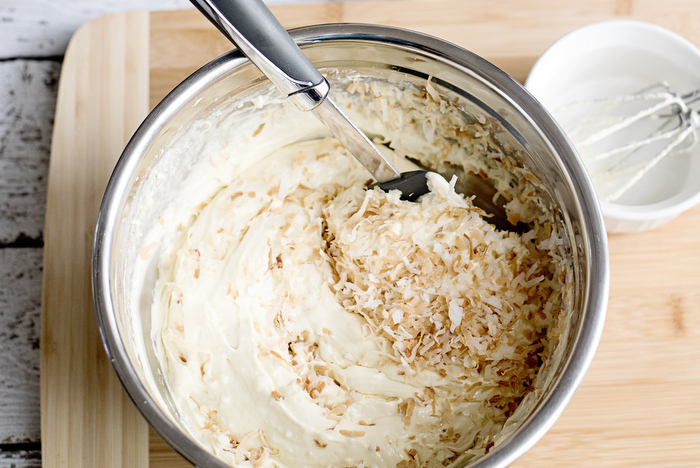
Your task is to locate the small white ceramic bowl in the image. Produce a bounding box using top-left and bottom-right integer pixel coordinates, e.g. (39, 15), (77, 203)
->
(526, 20), (700, 233)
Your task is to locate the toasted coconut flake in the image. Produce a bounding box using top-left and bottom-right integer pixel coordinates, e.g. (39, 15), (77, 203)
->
(403, 397), (416, 427)
(140, 242), (160, 260)
(252, 123), (265, 137)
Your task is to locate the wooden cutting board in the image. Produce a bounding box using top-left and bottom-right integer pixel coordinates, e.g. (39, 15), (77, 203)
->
(41, 2), (700, 467)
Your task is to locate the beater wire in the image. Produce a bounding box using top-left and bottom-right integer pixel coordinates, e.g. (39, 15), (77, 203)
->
(555, 82), (700, 202)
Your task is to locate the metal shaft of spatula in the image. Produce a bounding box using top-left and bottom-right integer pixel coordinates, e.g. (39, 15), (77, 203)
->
(189, 0), (402, 184)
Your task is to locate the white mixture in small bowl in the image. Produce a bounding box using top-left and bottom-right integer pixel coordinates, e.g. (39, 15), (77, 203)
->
(143, 76), (571, 468)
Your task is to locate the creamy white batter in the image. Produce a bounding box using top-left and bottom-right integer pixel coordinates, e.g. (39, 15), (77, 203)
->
(146, 77), (569, 468)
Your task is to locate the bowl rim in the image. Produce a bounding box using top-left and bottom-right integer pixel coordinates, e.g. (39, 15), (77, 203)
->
(93, 23), (609, 468)
(525, 19), (700, 225)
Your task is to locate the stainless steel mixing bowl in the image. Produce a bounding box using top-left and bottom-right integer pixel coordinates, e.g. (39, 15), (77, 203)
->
(93, 24), (609, 468)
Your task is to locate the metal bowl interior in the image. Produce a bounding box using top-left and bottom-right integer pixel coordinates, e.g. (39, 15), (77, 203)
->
(93, 24), (609, 468)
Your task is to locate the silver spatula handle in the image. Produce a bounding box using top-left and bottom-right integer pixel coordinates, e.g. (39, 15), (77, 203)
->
(190, 0), (329, 111)
(190, 0), (403, 183)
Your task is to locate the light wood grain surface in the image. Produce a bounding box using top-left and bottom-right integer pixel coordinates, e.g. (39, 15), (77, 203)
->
(41, 11), (151, 468)
(43, 2), (700, 468)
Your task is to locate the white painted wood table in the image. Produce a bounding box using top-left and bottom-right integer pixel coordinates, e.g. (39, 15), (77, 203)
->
(0, 1), (330, 465)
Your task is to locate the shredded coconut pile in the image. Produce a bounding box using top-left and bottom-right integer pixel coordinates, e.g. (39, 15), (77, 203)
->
(325, 173), (561, 376)
(341, 79), (551, 228)
(322, 173), (566, 445)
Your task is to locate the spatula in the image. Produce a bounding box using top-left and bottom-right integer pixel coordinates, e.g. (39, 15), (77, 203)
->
(189, 0), (431, 201)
